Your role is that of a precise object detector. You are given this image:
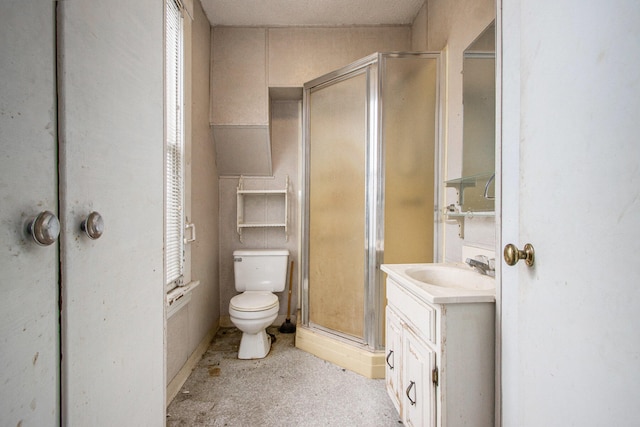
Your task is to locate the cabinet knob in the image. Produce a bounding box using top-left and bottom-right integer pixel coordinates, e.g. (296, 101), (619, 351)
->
(27, 210), (60, 246)
(503, 243), (535, 266)
(81, 211), (104, 240)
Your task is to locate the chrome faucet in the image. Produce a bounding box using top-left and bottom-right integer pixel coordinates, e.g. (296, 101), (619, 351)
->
(465, 255), (495, 277)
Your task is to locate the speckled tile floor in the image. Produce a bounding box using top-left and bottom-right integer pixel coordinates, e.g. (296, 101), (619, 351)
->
(166, 326), (402, 426)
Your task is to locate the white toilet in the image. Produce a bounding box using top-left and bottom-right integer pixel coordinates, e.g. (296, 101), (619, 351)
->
(229, 249), (289, 359)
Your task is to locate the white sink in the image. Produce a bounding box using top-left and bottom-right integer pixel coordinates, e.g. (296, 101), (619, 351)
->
(405, 264), (495, 290)
(381, 263), (495, 304)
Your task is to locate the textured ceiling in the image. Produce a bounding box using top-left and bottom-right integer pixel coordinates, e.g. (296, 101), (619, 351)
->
(200, 0), (424, 27)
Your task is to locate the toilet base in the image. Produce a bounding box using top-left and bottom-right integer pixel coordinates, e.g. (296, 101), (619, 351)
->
(237, 329), (272, 359)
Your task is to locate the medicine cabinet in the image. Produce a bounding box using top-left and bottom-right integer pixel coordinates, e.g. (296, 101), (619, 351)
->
(445, 21), (496, 236)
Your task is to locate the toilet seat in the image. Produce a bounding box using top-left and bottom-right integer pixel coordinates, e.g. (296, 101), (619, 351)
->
(230, 291), (278, 312)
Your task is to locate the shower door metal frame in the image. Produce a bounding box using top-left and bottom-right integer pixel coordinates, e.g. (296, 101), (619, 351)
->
(301, 52), (442, 351)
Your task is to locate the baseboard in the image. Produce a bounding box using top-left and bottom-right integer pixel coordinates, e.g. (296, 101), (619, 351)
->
(166, 319), (219, 406)
(295, 326), (385, 379)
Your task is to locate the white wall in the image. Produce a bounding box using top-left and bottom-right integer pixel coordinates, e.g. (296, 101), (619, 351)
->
(167, 0), (219, 385)
(218, 100), (300, 323)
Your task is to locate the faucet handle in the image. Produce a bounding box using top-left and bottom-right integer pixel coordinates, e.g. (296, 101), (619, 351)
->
(475, 255), (489, 264)
(465, 255), (496, 276)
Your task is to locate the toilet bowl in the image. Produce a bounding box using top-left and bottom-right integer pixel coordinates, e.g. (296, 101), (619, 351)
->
(229, 291), (279, 359)
(229, 249), (289, 359)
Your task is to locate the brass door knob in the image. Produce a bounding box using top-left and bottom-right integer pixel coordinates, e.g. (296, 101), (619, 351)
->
(504, 243), (535, 267)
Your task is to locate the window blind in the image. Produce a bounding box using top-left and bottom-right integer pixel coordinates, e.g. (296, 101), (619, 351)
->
(165, 0), (184, 291)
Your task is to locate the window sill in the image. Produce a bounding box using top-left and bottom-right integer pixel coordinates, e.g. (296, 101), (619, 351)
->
(166, 280), (200, 319)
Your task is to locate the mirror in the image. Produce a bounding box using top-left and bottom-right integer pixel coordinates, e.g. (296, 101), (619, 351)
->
(460, 21), (495, 212)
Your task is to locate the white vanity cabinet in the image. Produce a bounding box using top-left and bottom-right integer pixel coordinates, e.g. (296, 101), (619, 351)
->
(384, 273), (495, 427)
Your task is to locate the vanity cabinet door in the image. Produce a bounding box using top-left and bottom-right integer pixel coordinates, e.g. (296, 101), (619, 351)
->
(385, 306), (403, 412)
(403, 328), (437, 427)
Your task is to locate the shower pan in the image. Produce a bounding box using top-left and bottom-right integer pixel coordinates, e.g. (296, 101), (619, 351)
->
(299, 52), (441, 376)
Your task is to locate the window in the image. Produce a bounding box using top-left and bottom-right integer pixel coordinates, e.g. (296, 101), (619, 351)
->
(165, 0), (184, 292)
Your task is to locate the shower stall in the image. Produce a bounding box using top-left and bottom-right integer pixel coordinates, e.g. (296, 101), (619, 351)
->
(300, 52), (441, 366)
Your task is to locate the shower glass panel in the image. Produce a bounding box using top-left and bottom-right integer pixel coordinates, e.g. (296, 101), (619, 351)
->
(382, 55), (438, 265)
(303, 53), (440, 351)
(307, 71), (367, 341)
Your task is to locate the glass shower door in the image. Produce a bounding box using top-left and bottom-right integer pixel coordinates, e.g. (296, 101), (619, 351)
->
(307, 70), (368, 341)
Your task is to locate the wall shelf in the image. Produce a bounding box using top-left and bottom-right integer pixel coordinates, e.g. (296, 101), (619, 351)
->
(236, 175), (288, 242)
(444, 206), (494, 238)
(444, 172), (495, 238)
(444, 172), (494, 207)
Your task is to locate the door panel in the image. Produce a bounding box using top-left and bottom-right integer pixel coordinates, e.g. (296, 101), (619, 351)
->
(403, 329), (435, 427)
(0, 2), (59, 424)
(500, 0), (640, 425)
(57, 1), (165, 424)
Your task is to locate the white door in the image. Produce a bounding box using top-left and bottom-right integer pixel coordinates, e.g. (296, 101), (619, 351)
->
(57, 1), (165, 425)
(500, 0), (640, 425)
(0, 2), (60, 424)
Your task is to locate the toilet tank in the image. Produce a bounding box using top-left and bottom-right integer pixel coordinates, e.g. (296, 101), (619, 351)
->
(233, 249), (290, 292)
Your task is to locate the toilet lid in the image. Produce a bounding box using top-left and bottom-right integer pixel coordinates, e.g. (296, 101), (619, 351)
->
(230, 292), (278, 312)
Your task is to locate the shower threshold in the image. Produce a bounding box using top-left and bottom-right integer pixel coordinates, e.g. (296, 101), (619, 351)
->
(295, 325), (385, 379)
